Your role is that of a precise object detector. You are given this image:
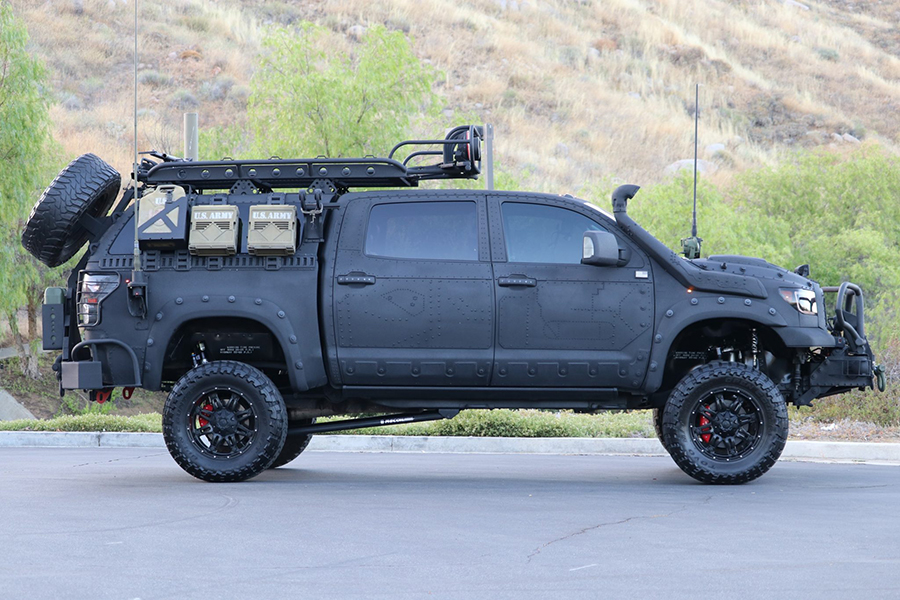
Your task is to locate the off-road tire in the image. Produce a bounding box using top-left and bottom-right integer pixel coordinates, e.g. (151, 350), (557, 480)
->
(268, 418), (316, 469)
(652, 408), (671, 453)
(662, 361), (788, 485)
(21, 153), (120, 267)
(163, 361), (287, 482)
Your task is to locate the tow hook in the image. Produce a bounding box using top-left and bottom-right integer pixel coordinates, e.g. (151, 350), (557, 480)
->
(874, 364), (886, 392)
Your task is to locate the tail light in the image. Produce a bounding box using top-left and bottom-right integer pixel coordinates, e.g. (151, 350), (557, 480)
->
(77, 272), (120, 327)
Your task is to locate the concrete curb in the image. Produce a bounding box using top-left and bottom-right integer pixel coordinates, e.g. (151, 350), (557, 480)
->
(0, 432), (898, 463)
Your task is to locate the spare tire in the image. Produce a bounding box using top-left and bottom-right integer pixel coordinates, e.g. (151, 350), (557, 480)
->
(22, 153), (121, 267)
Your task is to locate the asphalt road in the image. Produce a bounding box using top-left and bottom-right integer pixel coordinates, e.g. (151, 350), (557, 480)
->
(0, 449), (898, 600)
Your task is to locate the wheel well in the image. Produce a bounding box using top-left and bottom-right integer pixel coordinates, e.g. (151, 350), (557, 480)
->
(656, 319), (790, 405)
(162, 317), (289, 388)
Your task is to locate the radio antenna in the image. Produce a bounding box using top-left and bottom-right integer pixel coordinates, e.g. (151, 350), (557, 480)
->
(681, 83), (702, 260)
(127, 0), (148, 317)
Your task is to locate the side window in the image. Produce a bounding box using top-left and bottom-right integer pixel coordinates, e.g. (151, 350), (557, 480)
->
(501, 202), (605, 264)
(365, 201), (478, 261)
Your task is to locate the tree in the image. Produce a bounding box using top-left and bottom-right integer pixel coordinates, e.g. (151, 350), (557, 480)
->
(0, 3), (59, 378)
(248, 23), (439, 159)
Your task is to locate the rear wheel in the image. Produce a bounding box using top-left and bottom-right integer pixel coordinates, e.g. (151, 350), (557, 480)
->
(268, 418), (316, 469)
(662, 361), (788, 484)
(652, 408), (670, 452)
(163, 361), (287, 482)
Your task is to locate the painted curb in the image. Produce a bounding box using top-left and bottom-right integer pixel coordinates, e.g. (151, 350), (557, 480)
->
(0, 432), (898, 463)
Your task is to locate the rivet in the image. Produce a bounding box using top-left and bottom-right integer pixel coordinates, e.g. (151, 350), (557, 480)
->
(255, 298), (262, 305)
(717, 297), (725, 304)
(655, 334), (662, 343)
(589, 369), (597, 376)
(366, 167), (375, 175)
(319, 167), (328, 176)
(155, 312), (163, 321)
(289, 335), (297, 343)
(202, 295), (209, 302)
(650, 361), (658, 371)
(560, 369), (567, 376)
(224, 168), (234, 178)
(412, 368), (420, 375)
(175, 297), (183, 305)
(201, 169), (210, 179)
(295, 361), (303, 370)
(228, 295), (235, 303)
(447, 369), (454, 375)
(619, 369), (627, 376)
(277, 310), (285, 318)
(477, 368), (485, 375)
(378, 367), (385, 375)
(499, 369), (507, 376)
(273, 168), (281, 177)
(342, 167), (351, 176)
(691, 298), (698, 305)
(147, 338), (154, 347)
(528, 369), (536, 375)
(769, 307), (777, 315)
(347, 367), (355, 374)
(248, 168), (257, 177)
(744, 299), (752, 306)
(666, 309), (673, 317)
(296, 167), (305, 176)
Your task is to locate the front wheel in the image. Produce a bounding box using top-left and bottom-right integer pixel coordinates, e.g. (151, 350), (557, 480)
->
(163, 361), (287, 482)
(662, 361), (788, 485)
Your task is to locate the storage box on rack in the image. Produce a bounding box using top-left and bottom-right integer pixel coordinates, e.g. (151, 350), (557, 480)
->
(247, 205), (298, 256)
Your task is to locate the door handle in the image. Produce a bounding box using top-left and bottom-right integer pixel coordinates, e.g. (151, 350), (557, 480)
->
(498, 276), (536, 287)
(337, 273), (376, 285)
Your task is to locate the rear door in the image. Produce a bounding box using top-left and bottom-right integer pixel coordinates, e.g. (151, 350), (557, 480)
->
(488, 194), (654, 390)
(333, 192), (494, 386)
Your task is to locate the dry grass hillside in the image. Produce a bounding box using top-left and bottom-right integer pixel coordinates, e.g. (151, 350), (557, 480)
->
(12, 0), (900, 195)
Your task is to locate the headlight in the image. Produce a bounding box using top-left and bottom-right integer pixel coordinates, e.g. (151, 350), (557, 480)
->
(779, 288), (818, 315)
(77, 272), (120, 327)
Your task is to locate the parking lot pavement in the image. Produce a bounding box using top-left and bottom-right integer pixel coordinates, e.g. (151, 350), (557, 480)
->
(0, 448), (898, 600)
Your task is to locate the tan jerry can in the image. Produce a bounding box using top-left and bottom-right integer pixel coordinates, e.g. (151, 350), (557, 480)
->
(188, 205), (239, 256)
(247, 205), (298, 256)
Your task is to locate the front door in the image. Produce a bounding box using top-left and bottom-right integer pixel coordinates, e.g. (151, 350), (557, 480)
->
(333, 193), (494, 386)
(488, 195), (654, 390)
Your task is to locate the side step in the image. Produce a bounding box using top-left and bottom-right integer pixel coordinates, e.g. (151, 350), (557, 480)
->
(287, 409), (460, 436)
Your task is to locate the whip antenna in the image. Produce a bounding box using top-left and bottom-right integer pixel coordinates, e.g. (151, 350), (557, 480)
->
(127, 0), (147, 317)
(681, 83), (702, 259)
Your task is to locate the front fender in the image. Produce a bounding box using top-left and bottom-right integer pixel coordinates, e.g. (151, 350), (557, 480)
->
(644, 294), (789, 393)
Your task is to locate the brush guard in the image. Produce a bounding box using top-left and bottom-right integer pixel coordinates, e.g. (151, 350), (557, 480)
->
(795, 283), (884, 405)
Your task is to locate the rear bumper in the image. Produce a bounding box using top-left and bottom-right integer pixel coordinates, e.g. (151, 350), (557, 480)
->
(59, 339), (142, 390)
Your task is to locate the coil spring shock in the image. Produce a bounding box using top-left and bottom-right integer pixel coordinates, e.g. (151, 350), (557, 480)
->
(750, 328), (759, 369)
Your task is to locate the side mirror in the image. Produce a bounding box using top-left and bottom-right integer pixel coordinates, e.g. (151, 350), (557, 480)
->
(582, 230), (622, 267)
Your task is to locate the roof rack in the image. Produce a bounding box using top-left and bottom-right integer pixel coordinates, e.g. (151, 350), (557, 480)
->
(136, 125), (483, 193)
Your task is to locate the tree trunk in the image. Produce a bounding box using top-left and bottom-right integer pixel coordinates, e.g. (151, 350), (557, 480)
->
(7, 311), (40, 380)
(27, 299), (38, 341)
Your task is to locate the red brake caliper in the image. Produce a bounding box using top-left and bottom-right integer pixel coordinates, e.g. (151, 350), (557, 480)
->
(699, 406), (711, 444)
(198, 403), (213, 428)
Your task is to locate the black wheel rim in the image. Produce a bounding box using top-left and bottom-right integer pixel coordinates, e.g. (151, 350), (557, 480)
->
(689, 387), (764, 461)
(187, 387), (258, 459)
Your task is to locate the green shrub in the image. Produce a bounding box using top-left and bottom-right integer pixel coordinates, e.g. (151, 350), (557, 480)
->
(0, 413), (162, 432)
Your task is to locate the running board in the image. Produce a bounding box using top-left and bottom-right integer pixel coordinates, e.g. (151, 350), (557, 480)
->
(287, 409), (460, 436)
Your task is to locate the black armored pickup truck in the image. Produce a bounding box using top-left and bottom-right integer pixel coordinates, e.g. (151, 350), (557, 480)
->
(22, 126), (880, 483)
